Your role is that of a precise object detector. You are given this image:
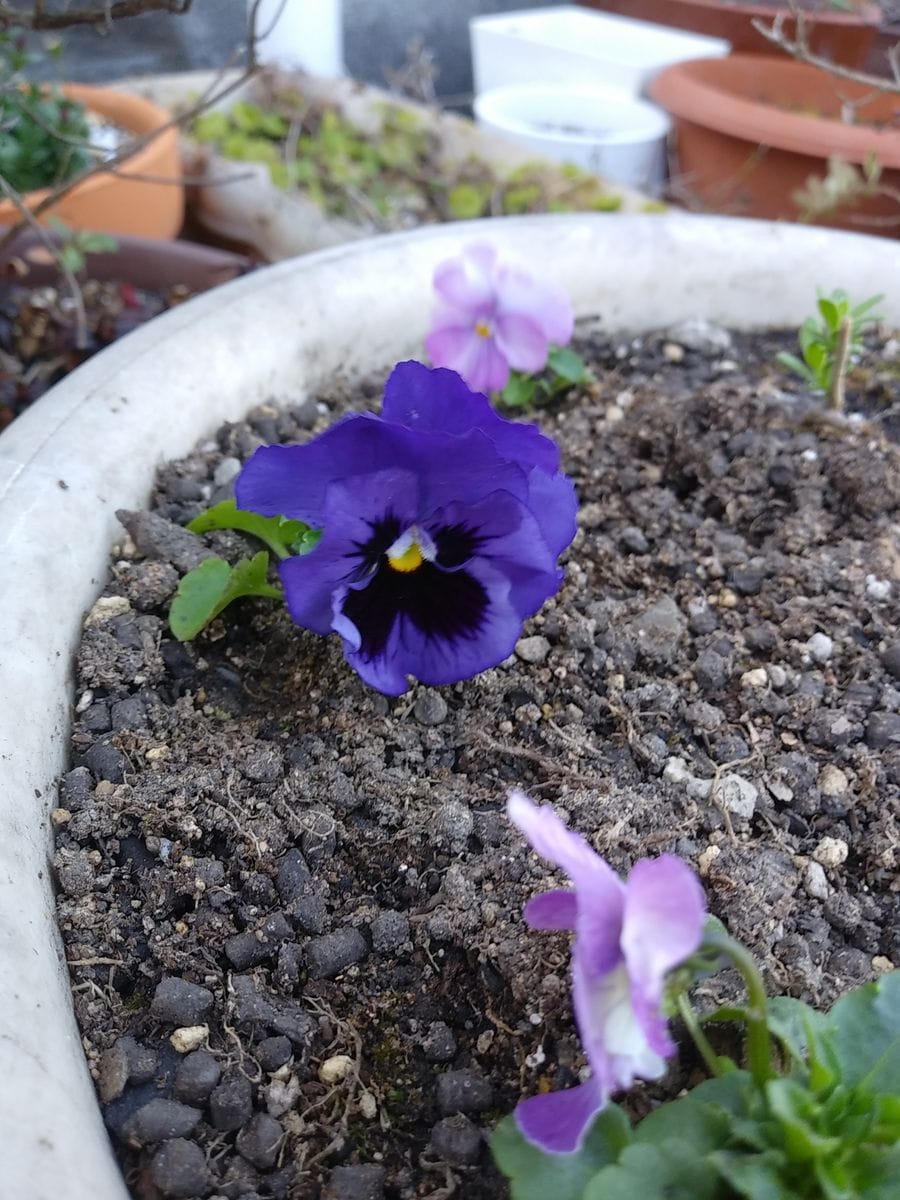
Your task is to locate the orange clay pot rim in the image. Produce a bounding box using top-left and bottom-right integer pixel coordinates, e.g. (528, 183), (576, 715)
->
(659, 0), (882, 25)
(650, 54), (900, 165)
(0, 82), (177, 211)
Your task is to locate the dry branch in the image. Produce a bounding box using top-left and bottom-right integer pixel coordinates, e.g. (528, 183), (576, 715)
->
(0, 1), (193, 31)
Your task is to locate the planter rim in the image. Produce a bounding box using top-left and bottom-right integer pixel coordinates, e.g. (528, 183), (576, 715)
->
(650, 54), (900, 165)
(2, 213), (900, 1200)
(0, 82), (178, 213)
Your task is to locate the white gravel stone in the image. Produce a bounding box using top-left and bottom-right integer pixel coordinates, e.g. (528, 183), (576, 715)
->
(169, 1025), (209, 1054)
(865, 575), (891, 601)
(804, 861), (831, 901)
(741, 668), (768, 689)
(318, 1054), (354, 1085)
(813, 836), (849, 869)
(213, 456), (242, 486)
(818, 764), (849, 797)
(767, 664), (788, 689)
(515, 635), (551, 664)
(806, 632), (834, 663)
(715, 774), (758, 820)
(84, 594), (132, 626)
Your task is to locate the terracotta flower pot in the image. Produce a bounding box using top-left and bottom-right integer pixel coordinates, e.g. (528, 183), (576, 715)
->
(649, 54), (900, 233)
(0, 84), (184, 239)
(580, 0), (883, 68)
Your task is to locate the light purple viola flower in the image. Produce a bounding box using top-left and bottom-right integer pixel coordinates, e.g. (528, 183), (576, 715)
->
(425, 242), (575, 393)
(506, 790), (706, 1155)
(235, 361), (577, 696)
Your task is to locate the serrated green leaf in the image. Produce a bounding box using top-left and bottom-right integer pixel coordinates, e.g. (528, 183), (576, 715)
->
(547, 345), (590, 385)
(766, 1078), (843, 1161)
(827, 970), (900, 1093)
(168, 552), (281, 641)
(491, 1107), (631, 1200)
(766, 996), (831, 1070)
(187, 499), (310, 560)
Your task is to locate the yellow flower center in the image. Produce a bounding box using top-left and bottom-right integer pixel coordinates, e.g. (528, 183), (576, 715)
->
(474, 319), (492, 339)
(388, 540), (424, 573)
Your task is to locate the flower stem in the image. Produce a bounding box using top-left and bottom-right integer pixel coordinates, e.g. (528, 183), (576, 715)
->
(677, 992), (723, 1078)
(706, 930), (774, 1089)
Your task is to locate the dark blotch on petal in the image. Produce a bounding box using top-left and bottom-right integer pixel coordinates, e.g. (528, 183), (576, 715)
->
(342, 561), (488, 662)
(347, 513), (402, 582)
(435, 522), (483, 569)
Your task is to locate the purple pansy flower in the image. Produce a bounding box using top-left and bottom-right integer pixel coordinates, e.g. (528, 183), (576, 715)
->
(507, 790), (706, 1155)
(425, 242), (574, 393)
(235, 361), (577, 696)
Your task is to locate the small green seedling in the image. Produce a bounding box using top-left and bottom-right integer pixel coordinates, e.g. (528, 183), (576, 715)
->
(776, 289), (883, 411)
(47, 217), (118, 275)
(501, 345), (593, 410)
(168, 500), (321, 641)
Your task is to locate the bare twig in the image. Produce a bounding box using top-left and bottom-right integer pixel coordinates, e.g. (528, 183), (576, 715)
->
(0, 0), (281, 259)
(829, 316), (853, 411)
(0, 0), (193, 30)
(752, 7), (900, 93)
(0, 172), (88, 346)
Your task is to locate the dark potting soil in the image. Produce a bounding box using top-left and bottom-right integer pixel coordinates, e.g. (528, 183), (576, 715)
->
(56, 320), (900, 1200)
(0, 279), (198, 429)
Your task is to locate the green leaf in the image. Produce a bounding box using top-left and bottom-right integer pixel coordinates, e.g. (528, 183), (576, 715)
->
(775, 351), (815, 385)
(491, 1107), (631, 1200)
(765, 1078), (843, 1161)
(547, 345), (590, 385)
(187, 499), (311, 560)
(168, 552), (281, 641)
(710, 1149), (795, 1200)
(446, 181), (489, 219)
(827, 970), (900, 1093)
(583, 1139), (722, 1200)
(635, 1096), (733, 1153)
(500, 372), (539, 409)
(766, 996), (831, 1072)
(850, 293), (884, 322)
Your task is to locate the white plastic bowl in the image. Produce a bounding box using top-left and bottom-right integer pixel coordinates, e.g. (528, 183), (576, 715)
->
(470, 5), (730, 98)
(474, 83), (671, 195)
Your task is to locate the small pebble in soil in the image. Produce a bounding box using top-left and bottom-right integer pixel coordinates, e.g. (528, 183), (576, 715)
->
(430, 1114), (483, 1165)
(151, 977), (214, 1026)
(150, 1138), (211, 1199)
(813, 837), (850, 870)
(173, 1050), (221, 1105)
(306, 927), (368, 978)
(806, 632), (834, 664)
(414, 689), (448, 724)
(515, 635), (551, 664)
(236, 1112), (283, 1169)
(318, 1054), (354, 1085)
(209, 1074), (254, 1131)
(436, 1069), (494, 1116)
(325, 1163), (386, 1200)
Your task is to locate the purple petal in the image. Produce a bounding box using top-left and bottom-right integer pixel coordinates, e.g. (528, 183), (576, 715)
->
(572, 958), (667, 1099)
(525, 469), (578, 561)
(524, 888), (577, 930)
(342, 557), (522, 694)
(495, 264), (574, 346)
(425, 321), (479, 376)
(507, 792), (622, 895)
(384, 361), (560, 477)
(426, 323), (508, 393)
(621, 855), (706, 1057)
(494, 312), (549, 374)
(278, 469), (420, 635)
(426, 489), (560, 618)
(432, 242), (497, 312)
(514, 1079), (604, 1155)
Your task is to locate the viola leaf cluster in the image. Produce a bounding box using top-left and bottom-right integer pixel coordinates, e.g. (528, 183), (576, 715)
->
(496, 795), (900, 1200)
(501, 345), (593, 411)
(167, 500), (320, 642)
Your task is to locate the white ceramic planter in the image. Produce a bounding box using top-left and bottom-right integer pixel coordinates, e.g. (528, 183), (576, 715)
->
(470, 5), (730, 98)
(474, 83), (671, 195)
(252, 0), (345, 76)
(1, 215), (898, 1199)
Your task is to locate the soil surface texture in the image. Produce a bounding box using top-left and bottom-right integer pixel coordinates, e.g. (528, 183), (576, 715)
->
(56, 319), (900, 1200)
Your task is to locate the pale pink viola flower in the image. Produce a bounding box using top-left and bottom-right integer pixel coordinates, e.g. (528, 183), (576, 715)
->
(507, 790), (707, 1155)
(425, 242), (575, 393)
